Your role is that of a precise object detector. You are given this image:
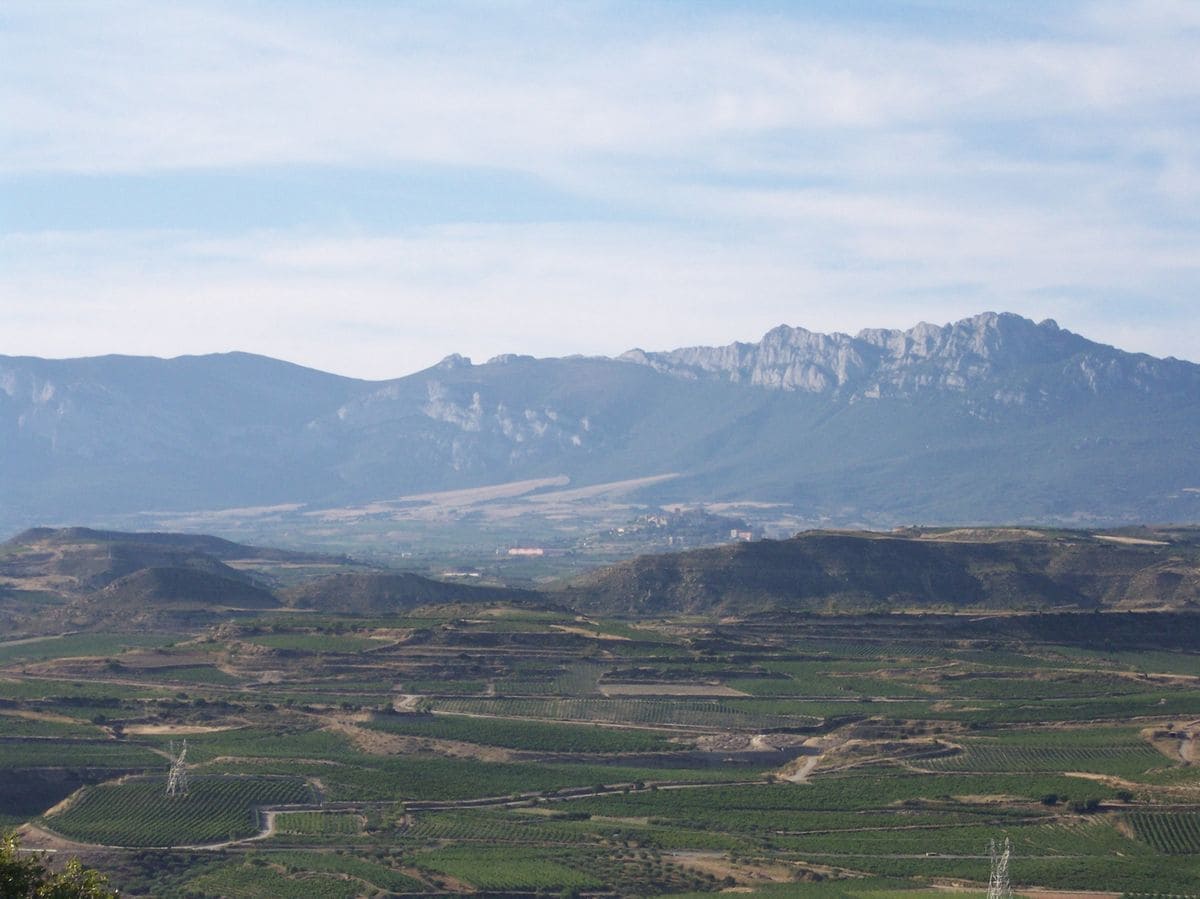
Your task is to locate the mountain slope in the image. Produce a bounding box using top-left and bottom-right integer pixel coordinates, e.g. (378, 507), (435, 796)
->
(3, 313), (1198, 532)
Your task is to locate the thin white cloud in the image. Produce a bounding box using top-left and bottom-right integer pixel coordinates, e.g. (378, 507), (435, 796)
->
(3, 221), (1196, 378)
(4, 2), (1198, 173)
(1, 1), (1197, 373)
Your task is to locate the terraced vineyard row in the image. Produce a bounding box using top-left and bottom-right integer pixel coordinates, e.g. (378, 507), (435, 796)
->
(46, 775), (313, 846)
(366, 711), (678, 752)
(1128, 811), (1200, 854)
(431, 696), (820, 730)
(274, 811), (362, 835)
(255, 851), (426, 892)
(925, 743), (1167, 776)
(414, 845), (602, 891)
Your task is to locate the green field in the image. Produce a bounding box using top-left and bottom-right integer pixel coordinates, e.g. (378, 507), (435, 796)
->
(0, 607), (1196, 896)
(365, 711), (680, 752)
(45, 775), (314, 846)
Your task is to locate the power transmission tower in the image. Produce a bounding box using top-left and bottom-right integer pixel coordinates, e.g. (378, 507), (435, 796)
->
(166, 740), (189, 797)
(987, 836), (1012, 899)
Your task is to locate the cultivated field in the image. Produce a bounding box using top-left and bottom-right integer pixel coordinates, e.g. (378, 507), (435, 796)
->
(1, 608), (1198, 895)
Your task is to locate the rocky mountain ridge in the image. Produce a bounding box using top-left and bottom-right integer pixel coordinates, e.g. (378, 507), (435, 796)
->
(620, 311), (1197, 404)
(2, 312), (1198, 534)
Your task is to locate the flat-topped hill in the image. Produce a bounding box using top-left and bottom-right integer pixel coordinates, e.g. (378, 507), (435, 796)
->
(561, 528), (1200, 616)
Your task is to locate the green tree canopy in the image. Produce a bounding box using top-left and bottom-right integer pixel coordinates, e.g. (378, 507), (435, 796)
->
(0, 831), (117, 898)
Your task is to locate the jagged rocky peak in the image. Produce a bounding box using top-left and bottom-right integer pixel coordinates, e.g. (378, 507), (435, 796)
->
(435, 353), (473, 370)
(618, 312), (1113, 397)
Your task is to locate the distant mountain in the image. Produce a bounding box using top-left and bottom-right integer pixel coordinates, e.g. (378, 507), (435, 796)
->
(561, 528), (1200, 616)
(3, 313), (1198, 532)
(620, 312), (1198, 400)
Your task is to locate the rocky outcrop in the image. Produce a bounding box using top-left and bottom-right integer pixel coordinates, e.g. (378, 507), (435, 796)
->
(619, 312), (1198, 403)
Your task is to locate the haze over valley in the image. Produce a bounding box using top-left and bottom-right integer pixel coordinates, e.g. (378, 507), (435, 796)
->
(4, 312), (1198, 565)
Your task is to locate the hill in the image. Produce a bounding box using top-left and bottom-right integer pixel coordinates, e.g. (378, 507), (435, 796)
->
(282, 572), (539, 614)
(0, 526), (543, 634)
(561, 528), (1200, 616)
(4, 526), (337, 562)
(61, 567), (282, 629)
(0, 527), (322, 593)
(2, 312), (1198, 540)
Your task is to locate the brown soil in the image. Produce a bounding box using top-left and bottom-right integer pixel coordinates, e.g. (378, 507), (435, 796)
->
(1063, 771), (1145, 790)
(41, 786), (90, 818)
(667, 850), (795, 885)
(0, 708), (81, 725)
(320, 713), (515, 762)
(123, 723), (238, 736)
(392, 693), (423, 713)
(550, 624), (630, 641)
(16, 823), (96, 854)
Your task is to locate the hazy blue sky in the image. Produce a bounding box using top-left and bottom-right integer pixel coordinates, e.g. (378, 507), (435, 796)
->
(3, 1), (1198, 378)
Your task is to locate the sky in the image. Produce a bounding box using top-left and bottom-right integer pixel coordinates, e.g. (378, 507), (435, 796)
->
(2, 0), (1199, 379)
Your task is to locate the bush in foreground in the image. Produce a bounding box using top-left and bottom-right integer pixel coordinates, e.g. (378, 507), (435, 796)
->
(0, 830), (117, 898)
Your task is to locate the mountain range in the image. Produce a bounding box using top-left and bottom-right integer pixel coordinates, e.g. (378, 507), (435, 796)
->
(2, 312), (1198, 536)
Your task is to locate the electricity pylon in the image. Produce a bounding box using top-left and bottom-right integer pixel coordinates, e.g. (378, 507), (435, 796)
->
(166, 740), (189, 797)
(987, 836), (1012, 899)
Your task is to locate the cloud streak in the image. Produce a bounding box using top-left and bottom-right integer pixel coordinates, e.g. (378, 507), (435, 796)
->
(1, 0), (1198, 374)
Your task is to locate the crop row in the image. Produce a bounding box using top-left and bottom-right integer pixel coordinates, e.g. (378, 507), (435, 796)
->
(366, 712), (678, 752)
(925, 743), (1167, 776)
(431, 696), (819, 730)
(414, 845), (602, 890)
(1128, 811), (1200, 855)
(256, 850), (426, 892)
(0, 737), (163, 770)
(46, 774), (313, 846)
(211, 752), (751, 804)
(571, 774), (1116, 827)
(274, 811), (362, 835)
(186, 862), (362, 899)
(408, 810), (602, 846)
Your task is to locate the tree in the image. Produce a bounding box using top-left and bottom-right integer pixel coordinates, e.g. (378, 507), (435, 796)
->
(0, 831), (118, 898)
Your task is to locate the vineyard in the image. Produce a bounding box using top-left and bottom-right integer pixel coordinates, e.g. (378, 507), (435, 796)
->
(251, 851), (426, 892)
(273, 811), (363, 836)
(1, 596), (1198, 896)
(365, 711), (680, 752)
(45, 775), (314, 846)
(185, 863), (364, 899)
(1127, 811), (1200, 854)
(430, 696), (822, 730)
(413, 845), (603, 891)
(922, 742), (1167, 776)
